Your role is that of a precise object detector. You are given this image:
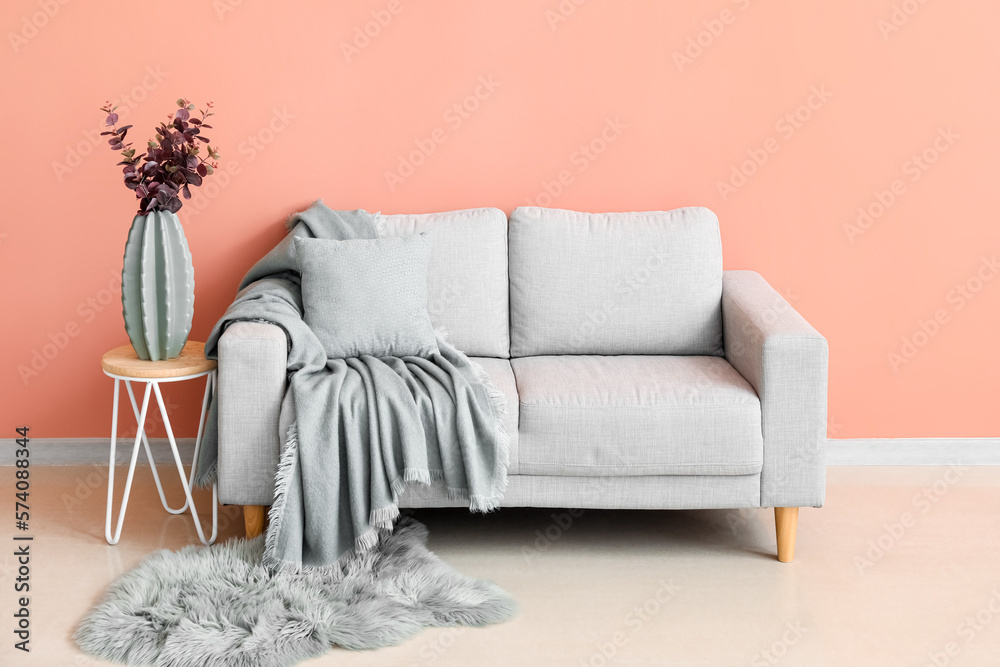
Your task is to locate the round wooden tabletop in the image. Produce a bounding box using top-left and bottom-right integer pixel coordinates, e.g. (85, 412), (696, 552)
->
(101, 341), (216, 379)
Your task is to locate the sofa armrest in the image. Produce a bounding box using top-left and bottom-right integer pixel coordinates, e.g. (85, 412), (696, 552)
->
(217, 321), (286, 506)
(722, 271), (828, 508)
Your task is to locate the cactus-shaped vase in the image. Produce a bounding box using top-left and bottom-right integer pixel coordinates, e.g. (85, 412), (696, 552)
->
(121, 211), (195, 361)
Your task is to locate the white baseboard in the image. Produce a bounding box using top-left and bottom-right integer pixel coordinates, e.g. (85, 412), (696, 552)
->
(2, 437), (998, 466)
(825, 438), (1000, 465)
(1, 438), (195, 466)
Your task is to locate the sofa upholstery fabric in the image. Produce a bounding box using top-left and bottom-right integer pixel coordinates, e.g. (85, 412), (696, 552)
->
(399, 472), (761, 510)
(378, 208), (510, 358)
(218, 321), (286, 505)
(511, 355), (763, 477)
(508, 206), (724, 357)
(722, 270), (828, 508)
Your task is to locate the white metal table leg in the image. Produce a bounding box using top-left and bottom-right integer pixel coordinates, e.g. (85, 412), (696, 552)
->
(153, 381), (218, 545)
(105, 380), (153, 545)
(188, 371), (215, 489)
(123, 380), (189, 515)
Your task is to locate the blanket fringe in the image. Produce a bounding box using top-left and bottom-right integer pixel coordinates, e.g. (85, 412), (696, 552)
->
(192, 460), (217, 489)
(389, 469), (433, 498)
(369, 504), (400, 531)
(466, 357), (511, 513)
(405, 468), (433, 485)
(355, 528), (381, 553)
(264, 423), (388, 577)
(261, 422), (300, 573)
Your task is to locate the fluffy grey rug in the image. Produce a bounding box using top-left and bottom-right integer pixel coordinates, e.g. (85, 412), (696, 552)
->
(75, 518), (516, 667)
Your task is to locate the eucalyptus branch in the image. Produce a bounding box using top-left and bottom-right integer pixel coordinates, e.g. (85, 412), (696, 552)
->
(100, 98), (220, 214)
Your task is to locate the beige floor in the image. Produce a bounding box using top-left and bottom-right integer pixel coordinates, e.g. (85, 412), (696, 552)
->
(1, 465), (998, 666)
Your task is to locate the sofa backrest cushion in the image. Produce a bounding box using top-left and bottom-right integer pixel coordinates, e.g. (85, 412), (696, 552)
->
(378, 207), (510, 358)
(508, 206), (724, 357)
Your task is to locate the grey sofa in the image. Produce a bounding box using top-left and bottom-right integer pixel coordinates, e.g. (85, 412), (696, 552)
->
(217, 206), (828, 562)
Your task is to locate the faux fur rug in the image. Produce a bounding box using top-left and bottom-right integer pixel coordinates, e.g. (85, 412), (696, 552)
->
(75, 518), (516, 667)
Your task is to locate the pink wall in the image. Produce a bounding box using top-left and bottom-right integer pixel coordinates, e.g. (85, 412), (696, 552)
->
(2, 0), (997, 439)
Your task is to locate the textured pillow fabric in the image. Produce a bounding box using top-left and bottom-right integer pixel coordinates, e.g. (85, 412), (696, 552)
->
(295, 234), (439, 359)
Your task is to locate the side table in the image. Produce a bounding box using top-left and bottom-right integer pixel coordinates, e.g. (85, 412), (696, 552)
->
(101, 341), (218, 546)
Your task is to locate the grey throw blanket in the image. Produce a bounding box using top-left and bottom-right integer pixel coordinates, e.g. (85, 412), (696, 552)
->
(194, 202), (509, 570)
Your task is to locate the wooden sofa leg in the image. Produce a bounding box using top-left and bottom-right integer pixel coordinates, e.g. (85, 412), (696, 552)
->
(244, 505), (266, 539)
(774, 507), (799, 563)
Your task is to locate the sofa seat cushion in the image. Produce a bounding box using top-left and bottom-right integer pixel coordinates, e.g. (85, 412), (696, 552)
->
(469, 357), (520, 475)
(511, 355), (763, 476)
